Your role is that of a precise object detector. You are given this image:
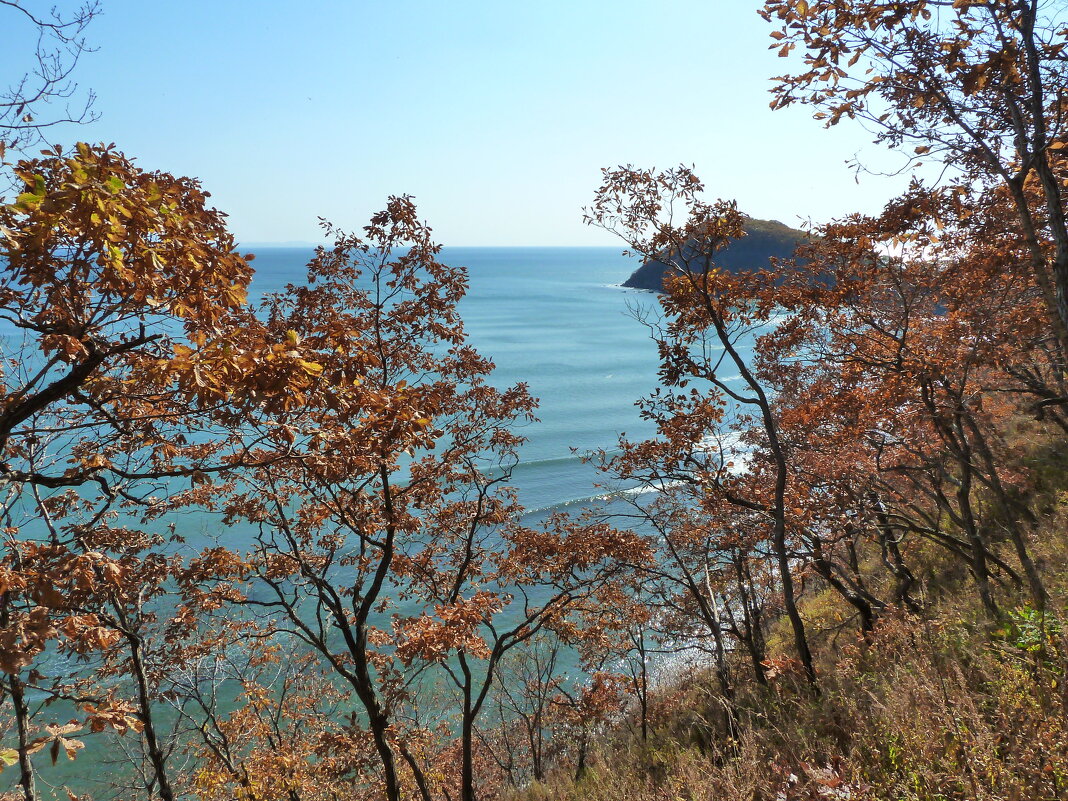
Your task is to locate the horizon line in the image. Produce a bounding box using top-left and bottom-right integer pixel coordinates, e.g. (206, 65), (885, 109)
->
(238, 242), (632, 250)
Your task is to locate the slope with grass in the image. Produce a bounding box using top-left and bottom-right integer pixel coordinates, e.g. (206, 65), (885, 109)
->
(505, 426), (1068, 801)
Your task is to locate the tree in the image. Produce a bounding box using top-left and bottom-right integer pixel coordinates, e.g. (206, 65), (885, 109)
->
(0, 1), (99, 157)
(763, 0), (1068, 372)
(0, 142), (316, 801)
(475, 633), (566, 788)
(177, 203), (651, 801)
(586, 165), (818, 688)
(767, 179), (1054, 615)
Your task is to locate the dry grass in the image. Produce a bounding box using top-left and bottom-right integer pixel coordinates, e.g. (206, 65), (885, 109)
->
(507, 607), (1068, 800)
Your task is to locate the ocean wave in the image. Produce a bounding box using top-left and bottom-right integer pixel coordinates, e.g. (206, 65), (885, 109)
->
(485, 448), (627, 478)
(519, 480), (685, 520)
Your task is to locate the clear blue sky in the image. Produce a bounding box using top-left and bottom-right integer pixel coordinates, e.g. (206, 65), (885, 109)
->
(3, 1), (912, 245)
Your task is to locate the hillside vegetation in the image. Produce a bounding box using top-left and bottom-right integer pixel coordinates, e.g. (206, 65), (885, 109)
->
(506, 441), (1068, 800)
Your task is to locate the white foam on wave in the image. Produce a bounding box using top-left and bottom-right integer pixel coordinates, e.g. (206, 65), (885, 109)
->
(519, 480), (687, 519)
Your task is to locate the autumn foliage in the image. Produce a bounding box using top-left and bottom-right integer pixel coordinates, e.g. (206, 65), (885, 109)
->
(4, 2), (1068, 801)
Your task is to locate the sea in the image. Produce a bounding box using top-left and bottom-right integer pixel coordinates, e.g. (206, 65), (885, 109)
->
(248, 246), (669, 521)
(5, 244), (755, 536)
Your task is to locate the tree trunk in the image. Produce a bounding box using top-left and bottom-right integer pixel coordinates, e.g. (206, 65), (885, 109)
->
(703, 562), (739, 743)
(128, 634), (176, 801)
(461, 708), (476, 801)
(733, 552), (768, 685)
(872, 500), (920, 612)
(398, 743), (433, 801)
(9, 675), (37, 801)
(956, 455), (1000, 619)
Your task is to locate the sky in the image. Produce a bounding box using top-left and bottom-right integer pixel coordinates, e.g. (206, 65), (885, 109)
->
(2, 1), (916, 246)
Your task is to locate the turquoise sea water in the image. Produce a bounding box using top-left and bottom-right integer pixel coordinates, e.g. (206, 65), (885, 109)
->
(3, 245), (750, 528)
(248, 246), (666, 518)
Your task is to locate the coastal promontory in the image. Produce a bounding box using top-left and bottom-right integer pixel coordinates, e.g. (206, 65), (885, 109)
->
(622, 217), (807, 291)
